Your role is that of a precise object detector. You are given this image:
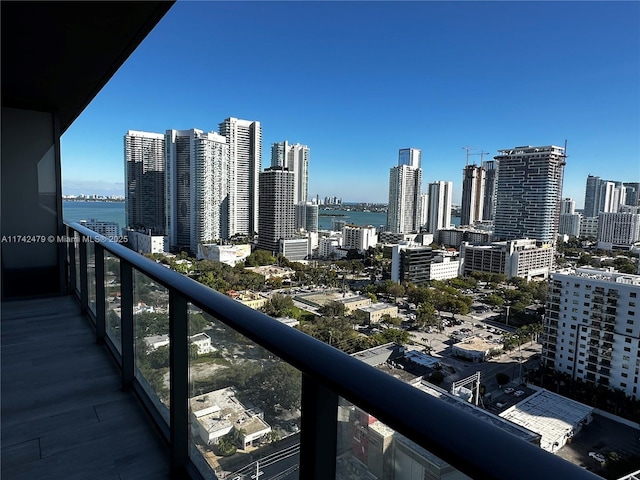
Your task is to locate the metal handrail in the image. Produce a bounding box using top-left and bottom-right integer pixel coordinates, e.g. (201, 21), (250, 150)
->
(67, 222), (601, 480)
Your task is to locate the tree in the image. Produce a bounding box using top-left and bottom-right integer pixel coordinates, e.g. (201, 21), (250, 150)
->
(262, 293), (296, 318)
(386, 283), (405, 303)
(245, 249), (277, 267)
(373, 328), (410, 345)
(496, 373), (510, 386)
(252, 362), (302, 412)
(381, 314), (402, 326)
(318, 300), (346, 318)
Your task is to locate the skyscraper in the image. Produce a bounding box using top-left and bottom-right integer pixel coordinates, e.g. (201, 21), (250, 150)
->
(481, 160), (497, 221)
(427, 181), (453, 234)
(258, 167), (295, 254)
(493, 145), (566, 242)
(584, 175), (628, 217)
(387, 149), (422, 233)
(271, 141), (310, 205)
(165, 129), (229, 252)
(219, 117), (262, 237)
(124, 130), (165, 233)
(560, 198), (576, 214)
(460, 164), (485, 226)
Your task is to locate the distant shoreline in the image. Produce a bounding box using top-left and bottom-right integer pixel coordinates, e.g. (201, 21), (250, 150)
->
(63, 199), (124, 203)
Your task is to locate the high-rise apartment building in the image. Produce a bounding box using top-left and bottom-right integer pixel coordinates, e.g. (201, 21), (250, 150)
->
(427, 181), (453, 234)
(271, 141), (310, 205)
(558, 214), (581, 237)
(460, 165), (485, 226)
(124, 130), (165, 233)
(257, 167), (295, 254)
(625, 182), (640, 207)
(419, 193), (429, 227)
(387, 149), (422, 234)
(482, 160), (497, 221)
(561, 198), (576, 215)
(342, 224), (377, 252)
(584, 175), (630, 217)
(295, 202), (319, 233)
(542, 267), (640, 400)
(165, 129), (229, 252)
(219, 117), (262, 237)
(397, 148), (421, 168)
(597, 208), (640, 250)
(493, 145), (566, 243)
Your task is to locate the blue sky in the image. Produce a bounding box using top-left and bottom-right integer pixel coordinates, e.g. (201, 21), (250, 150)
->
(61, 1), (640, 207)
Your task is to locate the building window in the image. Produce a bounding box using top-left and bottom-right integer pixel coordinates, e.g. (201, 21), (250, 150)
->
(631, 292), (637, 298)
(626, 338), (632, 343)
(626, 328), (633, 334)
(627, 319), (634, 324)
(624, 347), (631, 352)
(622, 373), (628, 378)
(583, 302), (590, 307)
(621, 382), (627, 388)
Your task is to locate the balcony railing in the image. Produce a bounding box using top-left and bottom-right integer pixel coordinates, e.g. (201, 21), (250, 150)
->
(64, 222), (600, 480)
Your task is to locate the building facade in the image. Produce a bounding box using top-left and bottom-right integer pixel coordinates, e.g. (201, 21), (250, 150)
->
(219, 117), (261, 237)
(542, 268), (640, 400)
(460, 164), (486, 226)
(427, 181), (453, 234)
(559, 213), (581, 237)
(124, 130), (165, 234)
(257, 167), (295, 254)
(390, 244), (434, 285)
(387, 150), (422, 234)
(482, 160), (497, 221)
(460, 239), (553, 280)
(271, 141), (310, 205)
(295, 202), (318, 233)
(165, 129), (229, 252)
(493, 145), (566, 242)
(584, 175), (629, 217)
(342, 224), (377, 252)
(597, 209), (640, 250)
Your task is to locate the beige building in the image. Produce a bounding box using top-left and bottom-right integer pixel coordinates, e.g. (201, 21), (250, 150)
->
(235, 291), (269, 310)
(339, 295), (372, 313)
(358, 303), (398, 324)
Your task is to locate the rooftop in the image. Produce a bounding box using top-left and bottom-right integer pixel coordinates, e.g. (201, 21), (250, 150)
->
(500, 389), (593, 452)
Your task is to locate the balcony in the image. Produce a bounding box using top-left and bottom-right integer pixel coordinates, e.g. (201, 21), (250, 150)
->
(1, 223), (602, 480)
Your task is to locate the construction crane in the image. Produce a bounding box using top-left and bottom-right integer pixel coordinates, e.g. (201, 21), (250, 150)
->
(462, 146), (491, 166)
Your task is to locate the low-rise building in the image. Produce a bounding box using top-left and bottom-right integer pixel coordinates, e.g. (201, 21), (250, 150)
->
(126, 229), (168, 254)
(190, 387), (271, 449)
(189, 332), (215, 355)
(451, 336), (500, 362)
(234, 291), (269, 310)
(80, 218), (120, 240)
(339, 295), (372, 314)
(196, 243), (251, 266)
(280, 237), (310, 261)
(390, 243), (434, 285)
(357, 303), (398, 324)
(459, 239), (553, 281)
(429, 253), (461, 281)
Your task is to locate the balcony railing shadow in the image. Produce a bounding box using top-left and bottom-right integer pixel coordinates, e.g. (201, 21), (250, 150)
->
(22, 221), (601, 480)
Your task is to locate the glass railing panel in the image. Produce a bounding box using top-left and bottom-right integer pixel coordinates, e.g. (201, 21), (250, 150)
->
(104, 252), (122, 353)
(187, 304), (301, 480)
(87, 240), (96, 316)
(133, 268), (170, 424)
(336, 397), (475, 480)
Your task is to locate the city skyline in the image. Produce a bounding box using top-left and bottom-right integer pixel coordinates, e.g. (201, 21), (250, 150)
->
(60, 2), (639, 206)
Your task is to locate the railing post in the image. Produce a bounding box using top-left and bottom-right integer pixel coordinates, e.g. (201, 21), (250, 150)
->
(169, 291), (189, 476)
(120, 261), (134, 389)
(68, 226), (77, 294)
(79, 236), (88, 314)
(299, 375), (338, 479)
(95, 245), (106, 344)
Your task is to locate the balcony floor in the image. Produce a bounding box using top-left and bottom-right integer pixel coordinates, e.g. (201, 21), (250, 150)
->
(1, 295), (171, 480)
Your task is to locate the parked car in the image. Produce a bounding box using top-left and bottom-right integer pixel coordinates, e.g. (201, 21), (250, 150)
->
(504, 387), (515, 394)
(514, 390), (525, 397)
